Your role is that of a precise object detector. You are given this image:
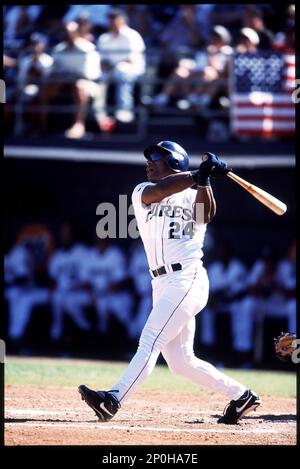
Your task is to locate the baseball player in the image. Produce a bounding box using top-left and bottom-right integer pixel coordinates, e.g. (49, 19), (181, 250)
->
(79, 141), (261, 424)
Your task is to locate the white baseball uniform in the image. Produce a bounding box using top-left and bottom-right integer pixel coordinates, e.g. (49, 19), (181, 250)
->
(128, 242), (152, 340)
(82, 244), (133, 335)
(48, 243), (91, 340)
(5, 243), (49, 340)
(110, 182), (247, 404)
(199, 257), (248, 349)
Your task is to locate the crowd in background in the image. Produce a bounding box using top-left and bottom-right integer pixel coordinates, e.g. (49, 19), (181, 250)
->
(4, 221), (296, 367)
(3, 4), (295, 139)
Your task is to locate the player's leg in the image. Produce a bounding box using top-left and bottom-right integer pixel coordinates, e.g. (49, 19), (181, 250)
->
(110, 262), (209, 404)
(162, 317), (247, 399)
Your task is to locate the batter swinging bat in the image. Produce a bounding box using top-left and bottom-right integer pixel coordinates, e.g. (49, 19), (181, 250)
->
(226, 171), (287, 216)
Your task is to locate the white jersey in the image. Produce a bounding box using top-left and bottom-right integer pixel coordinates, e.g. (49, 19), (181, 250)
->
(82, 245), (127, 293)
(49, 243), (88, 291)
(132, 182), (207, 271)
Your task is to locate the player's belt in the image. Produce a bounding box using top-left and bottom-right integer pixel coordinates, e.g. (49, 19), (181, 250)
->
(151, 263), (182, 278)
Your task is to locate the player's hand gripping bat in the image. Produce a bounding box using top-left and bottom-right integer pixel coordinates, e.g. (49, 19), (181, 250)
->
(202, 153), (287, 216)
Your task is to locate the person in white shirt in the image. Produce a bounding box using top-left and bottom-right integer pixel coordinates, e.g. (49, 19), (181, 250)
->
(5, 240), (50, 344)
(63, 4), (112, 36)
(48, 223), (91, 341)
(40, 21), (101, 138)
(238, 243), (296, 360)
(4, 5), (42, 47)
(199, 240), (248, 354)
(81, 238), (133, 337)
(16, 33), (53, 136)
(95, 8), (146, 126)
(128, 241), (152, 340)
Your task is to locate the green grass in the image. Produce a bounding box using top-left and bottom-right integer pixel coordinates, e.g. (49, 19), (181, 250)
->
(5, 356), (296, 398)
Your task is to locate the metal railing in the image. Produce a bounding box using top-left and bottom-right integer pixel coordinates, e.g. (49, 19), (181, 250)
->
(4, 46), (231, 141)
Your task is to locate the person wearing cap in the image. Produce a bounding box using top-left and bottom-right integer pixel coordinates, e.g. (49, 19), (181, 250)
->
(236, 27), (260, 53)
(95, 8), (146, 125)
(16, 33), (53, 136)
(241, 7), (274, 50)
(39, 21), (101, 138)
(151, 24), (232, 110)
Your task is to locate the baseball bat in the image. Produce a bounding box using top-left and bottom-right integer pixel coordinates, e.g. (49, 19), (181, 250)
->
(226, 171), (287, 216)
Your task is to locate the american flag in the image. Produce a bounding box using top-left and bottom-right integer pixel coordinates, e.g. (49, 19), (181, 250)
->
(231, 51), (295, 138)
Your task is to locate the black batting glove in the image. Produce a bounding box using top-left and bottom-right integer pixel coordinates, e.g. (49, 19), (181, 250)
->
(191, 152), (230, 186)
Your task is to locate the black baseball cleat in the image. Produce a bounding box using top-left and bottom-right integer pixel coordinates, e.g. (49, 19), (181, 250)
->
(217, 389), (261, 424)
(78, 385), (120, 422)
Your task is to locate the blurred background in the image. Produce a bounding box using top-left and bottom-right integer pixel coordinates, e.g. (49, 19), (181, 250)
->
(3, 4), (296, 370)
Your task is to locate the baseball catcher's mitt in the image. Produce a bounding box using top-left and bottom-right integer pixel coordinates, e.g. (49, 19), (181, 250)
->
(274, 332), (297, 362)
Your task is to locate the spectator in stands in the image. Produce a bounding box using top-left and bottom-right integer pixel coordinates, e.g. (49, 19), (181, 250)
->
(81, 238), (133, 337)
(151, 25), (232, 110)
(5, 235), (50, 347)
(154, 5), (207, 96)
(16, 33), (53, 136)
(237, 244), (296, 360)
(273, 5), (295, 52)
(63, 4), (112, 37)
(4, 5), (43, 47)
(48, 222), (91, 341)
(121, 5), (150, 42)
(40, 21), (101, 138)
(95, 8), (146, 126)
(235, 27), (260, 53)
(128, 241), (152, 341)
(199, 240), (248, 355)
(209, 4), (247, 37)
(76, 15), (95, 42)
(242, 5), (274, 50)
(3, 53), (18, 131)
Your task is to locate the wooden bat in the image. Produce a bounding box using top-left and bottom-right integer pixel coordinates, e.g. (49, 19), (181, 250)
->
(226, 171), (287, 216)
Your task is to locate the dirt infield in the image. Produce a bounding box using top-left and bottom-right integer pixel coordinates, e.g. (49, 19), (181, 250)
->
(5, 385), (296, 446)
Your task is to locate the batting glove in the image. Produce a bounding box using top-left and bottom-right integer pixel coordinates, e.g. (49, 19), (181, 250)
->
(191, 152), (230, 186)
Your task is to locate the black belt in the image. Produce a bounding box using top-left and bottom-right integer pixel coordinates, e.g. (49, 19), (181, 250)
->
(151, 263), (182, 277)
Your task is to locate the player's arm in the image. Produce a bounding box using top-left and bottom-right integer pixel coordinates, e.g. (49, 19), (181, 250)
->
(194, 186), (216, 224)
(142, 172), (195, 205)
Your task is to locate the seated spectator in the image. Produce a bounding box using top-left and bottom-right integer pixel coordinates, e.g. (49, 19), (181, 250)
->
(4, 5), (43, 48)
(237, 244), (296, 361)
(151, 25), (232, 110)
(3, 53), (18, 131)
(5, 231), (51, 347)
(81, 237), (134, 337)
(273, 7), (295, 53)
(128, 241), (152, 341)
(199, 240), (248, 355)
(16, 33), (53, 136)
(235, 27), (260, 53)
(95, 8), (146, 126)
(63, 4), (112, 37)
(154, 5), (207, 96)
(48, 222), (91, 341)
(40, 21), (101, 138)
(241, 5), (274, 50)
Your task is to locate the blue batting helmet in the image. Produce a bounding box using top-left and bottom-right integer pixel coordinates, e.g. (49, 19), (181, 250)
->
(143, 140), (189, 172)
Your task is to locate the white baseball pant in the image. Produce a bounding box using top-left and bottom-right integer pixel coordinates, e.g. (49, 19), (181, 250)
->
(111, 260), (247, 404)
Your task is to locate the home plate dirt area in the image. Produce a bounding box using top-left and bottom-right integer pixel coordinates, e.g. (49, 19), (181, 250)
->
(5, 386), (296, 445)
